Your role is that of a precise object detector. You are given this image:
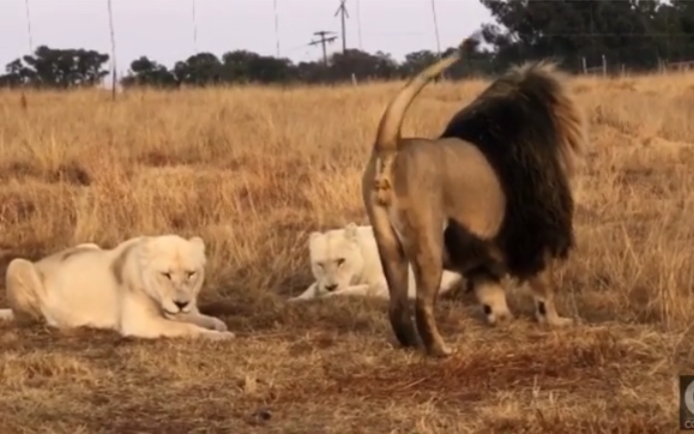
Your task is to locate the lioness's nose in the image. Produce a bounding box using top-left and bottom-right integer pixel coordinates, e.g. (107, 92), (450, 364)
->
(173, 300), (189, 310)
(324, 284), (338, 292)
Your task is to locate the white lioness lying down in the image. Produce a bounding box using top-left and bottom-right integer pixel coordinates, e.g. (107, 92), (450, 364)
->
(289, 223), (463, 301)
(0, 235), (235, 340)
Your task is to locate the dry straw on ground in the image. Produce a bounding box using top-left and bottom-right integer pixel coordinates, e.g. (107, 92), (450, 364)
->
(1, 70), (693, 433)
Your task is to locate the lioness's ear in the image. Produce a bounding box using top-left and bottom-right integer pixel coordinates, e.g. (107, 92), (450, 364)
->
(189, 236), (206, 254)
(135, 236), (153, 264)
(308, 231), (322, 246)
(344, 222), (359, 240)
(138, 236), (153, 254)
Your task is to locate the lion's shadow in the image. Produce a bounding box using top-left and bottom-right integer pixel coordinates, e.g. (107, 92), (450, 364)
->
(198, 279), (610, 340)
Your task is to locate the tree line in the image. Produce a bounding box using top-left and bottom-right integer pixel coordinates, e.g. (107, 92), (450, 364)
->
(1, 0), (693, 89)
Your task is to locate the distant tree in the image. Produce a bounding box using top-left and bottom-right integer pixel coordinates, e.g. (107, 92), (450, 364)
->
(0, 45), (109, 88)
(670, 0), (694, 60)
(218, 50), (294, 84)
(400, 50), (440, 77)
(5, 1), (693, 91)
(327, 49), (390, 81)
(0, 59), (36, 87)
(220, 50), (260, 83)
(121, 56), (177, 88)
(371, 51), (400, 79)
(294, 60), (325, 83)
(476, 0), (694, 72)
(173, 52), (224, 86)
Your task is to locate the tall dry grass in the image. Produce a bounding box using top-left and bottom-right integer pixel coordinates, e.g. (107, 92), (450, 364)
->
(0, 70), (694, 432)
(1, 72), (693, 323)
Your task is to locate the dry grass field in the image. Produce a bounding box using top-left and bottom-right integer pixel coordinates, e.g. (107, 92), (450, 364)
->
(1, 69), (694, 433)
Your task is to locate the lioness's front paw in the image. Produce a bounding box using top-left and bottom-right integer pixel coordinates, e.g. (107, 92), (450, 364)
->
(210, 317), (229, 332)
(202, 330), (236, 340)
(219, 331), (236, 339)
(543, 315), (574, 328)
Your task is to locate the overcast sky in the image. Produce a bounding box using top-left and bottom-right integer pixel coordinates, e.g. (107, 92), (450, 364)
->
(0, 0), (493, 75)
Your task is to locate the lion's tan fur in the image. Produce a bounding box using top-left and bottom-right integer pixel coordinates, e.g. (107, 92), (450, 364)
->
(362, 43), (587, 357)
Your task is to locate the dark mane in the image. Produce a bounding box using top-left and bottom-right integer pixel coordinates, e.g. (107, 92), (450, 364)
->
(439, 61), (586, 279)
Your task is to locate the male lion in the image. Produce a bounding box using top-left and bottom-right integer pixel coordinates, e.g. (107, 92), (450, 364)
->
(0, 235), (235, 340)
(287, 222), (462, 301)
(362, 38), (587, 357)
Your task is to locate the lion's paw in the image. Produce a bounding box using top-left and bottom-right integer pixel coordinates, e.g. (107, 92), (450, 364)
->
(210, 317), (229, 332)
(546, 316), (574, 328)
(428, 343), (455, 358)
(494, 310), (516, 324)
(219, 331), (236, 339)
(484, 305), (515, 326)
(203, 330), (236, 340)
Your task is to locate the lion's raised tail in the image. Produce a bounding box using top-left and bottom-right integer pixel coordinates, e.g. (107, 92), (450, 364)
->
(439, 60), (588, 277)
(373, 38), (475, 156)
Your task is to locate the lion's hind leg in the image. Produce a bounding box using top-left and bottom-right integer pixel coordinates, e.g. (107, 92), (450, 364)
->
(399, 213), (453, 357)
(527, 261), (574, 327)
(5, 258), (46, 325)
(369, 208), (418, 349)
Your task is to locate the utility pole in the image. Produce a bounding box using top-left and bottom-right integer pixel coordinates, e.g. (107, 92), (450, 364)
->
(334, 0), (349, 54)
(273, 0), (281, 57)
(107, 0), (118, 100)
(355, 0), (362, 50)
(192, 0), (198, 53)
(429, 0), (441, 57)
(24, 0), (33, 54)
(309, 31), (337, 65)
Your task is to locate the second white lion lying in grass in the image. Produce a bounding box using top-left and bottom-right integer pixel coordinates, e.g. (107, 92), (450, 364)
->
(0, 235), (235, 340)
(288, 223), (463, 301)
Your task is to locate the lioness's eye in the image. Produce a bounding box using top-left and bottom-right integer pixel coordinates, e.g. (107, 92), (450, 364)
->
(336, 258), (345, 266)
(186, 271), (196, 279)
(162, 272), (172, 279)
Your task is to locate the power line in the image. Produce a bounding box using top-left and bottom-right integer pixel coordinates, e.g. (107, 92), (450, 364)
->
(309, 30), (337, 65)
(284, 42), (313, 53)
(334, 0), (349, 54)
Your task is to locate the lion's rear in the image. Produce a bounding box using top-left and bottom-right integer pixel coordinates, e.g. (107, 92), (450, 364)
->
(35, 248), (121, 328)
(5, 258), (45, 324)
(439, 61), (587, 278)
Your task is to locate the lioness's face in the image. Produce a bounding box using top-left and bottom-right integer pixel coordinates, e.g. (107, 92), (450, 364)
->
(139, 235), (207, 315)
(309, 227), (364, 296)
